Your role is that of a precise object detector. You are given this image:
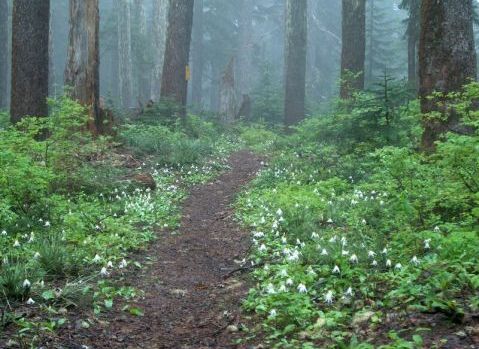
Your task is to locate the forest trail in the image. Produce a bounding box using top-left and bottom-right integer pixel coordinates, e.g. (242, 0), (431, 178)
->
(56, 151), (263, 349)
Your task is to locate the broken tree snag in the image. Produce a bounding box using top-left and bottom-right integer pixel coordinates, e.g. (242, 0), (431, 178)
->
(236, 94), (252, 121)
(340, 0), (366, 99)
(11, 0), (50, 123)
(65, 0), (101, 135)
(219, 58), (236, 125)
(284, 0), (307, 127)
(419, 0), (477, 151)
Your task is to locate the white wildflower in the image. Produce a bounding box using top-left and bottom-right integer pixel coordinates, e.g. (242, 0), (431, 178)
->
(269, 309), (277, 318)
(386, 259), (392, 267)
(342, 250), (349, 256)
(324, 290), (334, 304)
(345, 287), (353, 297)
(371, 260), (378, 266)
(321, 248), (328, 256)
(368, 250), (376, 258)
(26, 298), (35, 305)
(410, 256), (420, 266)
(279, 269), (288, 277)
(332, 265), (341, 274)
(92, 254), (102, 263)
(119, 259), (128, 269)
(100, 267), (110, 277)
(13, 240), (20, 247)
(23, 279), (31, 288)
(311, 232), (319, 239)
(349, 254), (358, 263)
(276, 208), (283, 216)
(258, 244), (267, 252)
(44, 221), (50, 227)
(297, 283), (307, 293)
(395, 263), (402, 270)
(286, 278), (294, 286)
(266, 283), (276, 294)
(424, 239), (431, 249)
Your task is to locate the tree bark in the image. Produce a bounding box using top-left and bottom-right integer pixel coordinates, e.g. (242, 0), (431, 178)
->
(340, 0), (366, 99)
(65, 0), (100, 134)
(151, 0), (169, 101)
(419, 0), (477, 150)
(407, 34), (417, 88)
(117, 0), (133, 109)
(365, 0), (374, 85)
(0, 0), (9, 109)
(160, 0), (194, 116)
(48, 5), (56, 97)
(191, 0), (203, 107)
(11, 0), (50, 122)
(219, 58), (236, 125)
(236, 0), (254, 98)
(133, 0), (150, 106)
(284, 0), (307, 127)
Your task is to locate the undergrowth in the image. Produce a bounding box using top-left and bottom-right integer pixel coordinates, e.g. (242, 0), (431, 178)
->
(235, 82), (479, 348)
(0, 97), (237, 346)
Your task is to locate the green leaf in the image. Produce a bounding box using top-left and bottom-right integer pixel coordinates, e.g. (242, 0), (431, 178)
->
(41, 290), (55, 300)
(129, 306), (144, 317)
(104, 299), (113, 309)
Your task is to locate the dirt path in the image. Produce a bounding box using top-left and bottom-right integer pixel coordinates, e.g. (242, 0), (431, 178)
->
(53, 150), (262, 349)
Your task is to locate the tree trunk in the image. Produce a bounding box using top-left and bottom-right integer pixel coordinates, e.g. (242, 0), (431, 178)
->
(151, 0), (169, 101)
(117, 0), (133, 109)
(191, 0), (203, 107)
(406, 0), (420, 89)
(160, 0), (194, 116)
(209, 63), (219, 112)
(133, 0), (150, 107)
(284, 0), (307, 127)
(366, 0), (374, 85)
(407, 34), (417, 88)
(419, 0), (477, 150)
(219, 58), (236, 125)
(236, 0), (254, 98)
(65, 0), (100, 134)
(0, 0), (8, 109)
(48, 5), (56, 97)
(11, 0), (50, 122)
(340, 0), (366, 99)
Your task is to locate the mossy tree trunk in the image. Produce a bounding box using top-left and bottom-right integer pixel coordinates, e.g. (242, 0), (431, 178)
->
(419, 0), (477, 150)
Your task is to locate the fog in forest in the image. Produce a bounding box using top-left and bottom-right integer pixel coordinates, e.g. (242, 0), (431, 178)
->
(1, 1), (479, 348)
(1, 0), (415, 119)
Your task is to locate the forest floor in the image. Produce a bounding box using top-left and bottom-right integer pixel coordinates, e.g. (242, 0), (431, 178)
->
(42, 150), (263, 349)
